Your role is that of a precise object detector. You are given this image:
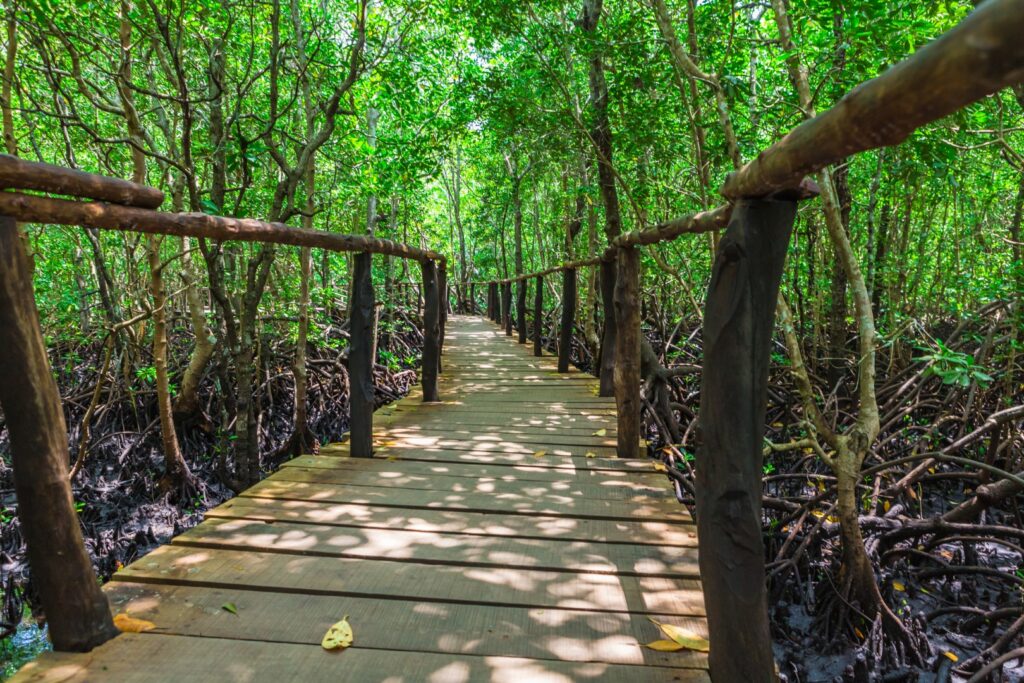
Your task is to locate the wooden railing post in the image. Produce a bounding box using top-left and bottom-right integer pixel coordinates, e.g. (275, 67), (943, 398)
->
(420, 259), (441, 402)
(597, 259), (616, 396)
(503, 281), (513, 336)
(470, 282), (476, 314)
(613, 249), (641, 457)
(438, 260), (448, 363)
(0, 217), (119, 651)
(698, 198), (797, 681)
(516, 279), (527, 344)
(533, 274), (543, 357)
(558, 267), (576, 372)
(349, 251), (375, 457)
(486, 282), (494, 320)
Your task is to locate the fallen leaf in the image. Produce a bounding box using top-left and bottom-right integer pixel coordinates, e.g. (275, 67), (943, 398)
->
(322, 615), (353, 651)
(653, 462), (668, 473)
(771, 422), (784, 428)
(644, 639), (686, 652)
(584, 452), (597, 458)
(854, 627), (865, 639)
(222, 602), (238, 615)
(114, 614), (156, 633)
(647, 618), (710, 652)
(593, 429), (607, 437)
(892, 581), (905, 592)
(943, 651), (958, 663)
(533, 450), (546, 458)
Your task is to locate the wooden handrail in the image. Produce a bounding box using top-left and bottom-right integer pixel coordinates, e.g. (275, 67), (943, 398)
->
(0, 154), (165, 208)
(0, 190), (446, 264)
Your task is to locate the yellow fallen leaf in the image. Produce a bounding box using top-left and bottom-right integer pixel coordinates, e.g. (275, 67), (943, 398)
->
(648, 618), (710, 652)
(585, 452), (597, 458)
(943, 651), (958, 663)
(653, 462), (668, 473)
(593, 429), (607, 437)
(854, 627), (865, 639)
(533, 450), (546, 458)
(892, 581), (905, 592)
(114, 613), (156, 633)
(645, 639), (686, 652)
(883, 500), (891, 513)
(771, 422), (784, 428)
(322, 615), (353, 651)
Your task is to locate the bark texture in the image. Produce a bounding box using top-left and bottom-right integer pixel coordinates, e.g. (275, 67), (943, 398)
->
(697, 199), (796, 682)
(0, 217), (119, 651)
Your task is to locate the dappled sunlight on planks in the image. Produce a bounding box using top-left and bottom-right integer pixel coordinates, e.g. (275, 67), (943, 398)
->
(9, 317), (707, 681)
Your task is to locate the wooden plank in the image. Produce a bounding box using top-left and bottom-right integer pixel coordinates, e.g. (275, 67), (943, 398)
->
(282, 454), (667, 486)
(98, 582), (709, 669)
(242, 479), (691, 523)
(373, 438), (620, 458)
(173, 517), (700, 577)
(315, 444), (656, 473)
(10, 632), (710, 682)
(112, 544), (706, 616)
(267, 466), (670, 502)
(373, 426), (618, 449)
(205, 497), (699, 547)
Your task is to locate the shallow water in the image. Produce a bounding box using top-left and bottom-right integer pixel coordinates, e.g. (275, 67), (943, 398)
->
(0, 621), (50, 681)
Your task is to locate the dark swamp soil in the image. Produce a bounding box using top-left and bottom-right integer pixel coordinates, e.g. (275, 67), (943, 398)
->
(3, 303), (1023, 682)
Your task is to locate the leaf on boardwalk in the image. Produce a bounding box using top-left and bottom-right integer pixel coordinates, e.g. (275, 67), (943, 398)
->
(113, 613), (156, 633)
(585, 451), (597, 458)
(221, 602), (238, 615)
(533, 450), (547, 458)
(593, 428), (607, 437)
(322, 615), (354, 651)
(644, 639), (686, 651)
(653, 462), (668, 472)
(647, 617), (709, 652)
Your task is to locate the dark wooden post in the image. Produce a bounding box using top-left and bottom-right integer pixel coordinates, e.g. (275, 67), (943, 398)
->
(516, 278), (527, 344)
(597, 259), (616, 396)
(698, 198), (797, 681)
(533, 274), (543, 357)
(438, 260), (448, 364)
(349, 251), (375, 457)
(487, 282), (494, 320)
(558, 267), (576, 373)
(470, 282), (476, 314)
(503, 281), (513, 336)
(492, 282), (500, 323)
(613, 249), (641, 457)
(420, 259), (441, 402)
(0, 218), (119, 652)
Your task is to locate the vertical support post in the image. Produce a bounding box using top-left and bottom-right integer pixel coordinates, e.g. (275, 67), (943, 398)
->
(492, 282), (499, 322)
(349, 251), (375, 457)
(533, 274), (543, 357)
(470, 282), (476, 314)
(558, 267), (576, 373)
(438, 260), (448, 365)
(0, 217), (119, 651)
(698, 198), (796, 682)
(516, 278), (527, 344)
(503, 281), (513, 336)
(597, 258), (617, 396)
(613, 248), (641, 457)
(420, 258), (441, 402)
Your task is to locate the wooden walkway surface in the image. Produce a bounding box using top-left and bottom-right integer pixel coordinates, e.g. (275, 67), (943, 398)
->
(13, 316), (708, 682)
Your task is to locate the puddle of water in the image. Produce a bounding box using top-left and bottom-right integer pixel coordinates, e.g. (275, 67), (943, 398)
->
(1, 620), (50, 682)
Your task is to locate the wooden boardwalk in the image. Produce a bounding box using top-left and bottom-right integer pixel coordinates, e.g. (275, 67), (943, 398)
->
(13, 316), (708, 682)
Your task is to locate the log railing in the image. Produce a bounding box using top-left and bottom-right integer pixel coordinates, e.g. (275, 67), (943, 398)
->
(0, 155), (448, 652)
(474, 1), (1024, 678)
